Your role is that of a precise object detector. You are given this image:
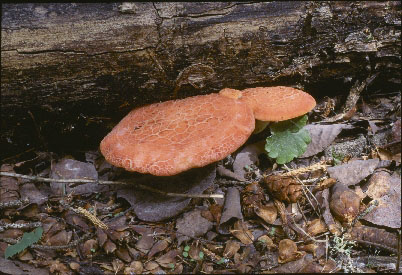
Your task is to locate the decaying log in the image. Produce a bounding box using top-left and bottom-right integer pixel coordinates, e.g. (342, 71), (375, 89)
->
(1, 2), (400, 159)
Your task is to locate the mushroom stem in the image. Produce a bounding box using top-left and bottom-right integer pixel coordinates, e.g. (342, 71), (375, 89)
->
(253, 120), (270, 134)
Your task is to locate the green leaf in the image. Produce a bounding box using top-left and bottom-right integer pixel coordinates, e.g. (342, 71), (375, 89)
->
(216, 257), (226, 265)
(270, 115), (308, 134)
(5, 227), (43, 259)
(182, 251), (189, 258)
(199, 251), (204, 259)
(265, 115), (311, 164)
(184, 245), (190, 252)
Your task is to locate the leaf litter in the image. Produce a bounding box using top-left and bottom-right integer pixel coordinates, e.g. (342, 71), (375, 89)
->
(0, 87), (401, 274)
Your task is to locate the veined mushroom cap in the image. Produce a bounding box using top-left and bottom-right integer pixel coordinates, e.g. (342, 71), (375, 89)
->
(240, 86), (316, 121)
(100, 94), (255, 176)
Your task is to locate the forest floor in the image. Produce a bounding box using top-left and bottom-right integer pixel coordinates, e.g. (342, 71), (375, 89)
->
(0, 87), (401, 274)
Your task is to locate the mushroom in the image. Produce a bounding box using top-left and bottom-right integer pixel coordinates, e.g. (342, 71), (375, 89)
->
(100, 93), (255, 176)
(239, 86), (316, 133)
(100, 86), (316, 176)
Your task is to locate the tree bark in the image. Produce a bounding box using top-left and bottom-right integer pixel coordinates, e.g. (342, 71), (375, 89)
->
(1, 2), (400, 159)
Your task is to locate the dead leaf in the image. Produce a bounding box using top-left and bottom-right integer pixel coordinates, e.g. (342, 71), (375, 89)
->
(362, 171), (401, 228)
(50, 158), (107, 195)
(348, 225), (398, 252)
(80, 239), (98, 258)
(46, 230), (72, 246)
(223, 240), (241, 258)
(327, 159), (381, 186)
(219, 187), (243, 234)
(148, 239), (170, 259)
(233, 141), (264, 180)
(135, 233), (155, 254)
(230, 220), (254, 245)
(316, 190), (341, 236)
(330, 183), (361, 224)
(103, 240), (117, 254)
(257, 235), (276, 250)
(0, 257), (49, 275)
(255, 202), (277, 224)
(307, 219), (328, 236)
(302, 124), (352, 157)
(278, 239), (305, 263)
(124, 261), (143, 275)
(117, 164), (216, 222)
(176, 209), (213, 245)
(116, 246), (132, 263)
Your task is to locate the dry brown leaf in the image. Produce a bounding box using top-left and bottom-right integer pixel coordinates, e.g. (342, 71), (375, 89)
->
(327, 159), (381, 186)
(278, 239), (305, 264)
(223, 240), (241, 258)
(116, 246), (131, 263)
(144, 261), (159, 271)
(348, 225), (398, 252)
(112, 259), (124, 274)
(302, 124), (352, 157)
(148, 239), (169, 259)
(117, 165), (216, 222)
(176, 208), (213, 245)
(255, 202), (277, 224)
(155, 249), (179, 268)
(330, 183), (360, 224)
(81, 239), (98, 258)
(307, 219), (328, 236)
(124, 261), (143, 275)
(219, 187), (243, 234)
(362, 171), (401, 228)
(46, 230), (72, 246)
(103, 239), (117, 254)
(257, 235), (276, 250)
(230, 220), (254, 245)
(135, 234), (155, 254)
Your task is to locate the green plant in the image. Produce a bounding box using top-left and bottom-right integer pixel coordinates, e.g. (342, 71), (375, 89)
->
(331, 148), (345, 165)
(5, 227), (43, 259)
(330, 235), (361, 273)
(265, 115), (311, 164)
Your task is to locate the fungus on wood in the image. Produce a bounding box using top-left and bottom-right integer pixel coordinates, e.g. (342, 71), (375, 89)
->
(100, 87), (316, 176)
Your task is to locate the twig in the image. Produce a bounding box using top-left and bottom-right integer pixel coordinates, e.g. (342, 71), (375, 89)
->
(0, 221), (42, 232)
(283, 164), (321, 216)
(0, 198), (29, 209)
(350, 199), (378, 228)
(273, 199), (296, 240)
(0, 171), (224, 199)
(1, 232), (93, 251)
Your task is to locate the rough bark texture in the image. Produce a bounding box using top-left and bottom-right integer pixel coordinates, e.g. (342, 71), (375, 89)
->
(1, 2), (401, 159)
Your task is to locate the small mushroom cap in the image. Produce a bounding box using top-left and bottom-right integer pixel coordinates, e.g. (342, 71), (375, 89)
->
(100, 94), (255, 176)
(219, 88), (243, 99)
(240, 86), (316, 121)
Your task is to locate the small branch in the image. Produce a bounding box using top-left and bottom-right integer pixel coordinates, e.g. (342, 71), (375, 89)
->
(0, 171), (224, 199)
(0, 221), (42, 232)
(1, 232), (93, 251)
(0, 198), (29, 209)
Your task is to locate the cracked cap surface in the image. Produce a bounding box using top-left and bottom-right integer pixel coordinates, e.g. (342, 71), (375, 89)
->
(100, 93), (255, 176)
(240, 86), (316, 121)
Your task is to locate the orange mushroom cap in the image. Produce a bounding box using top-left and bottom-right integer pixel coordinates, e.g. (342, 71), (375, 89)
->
(240, 86), (316, 121)
(100, 93), (255, 176)
(219, 88), (243, 99)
